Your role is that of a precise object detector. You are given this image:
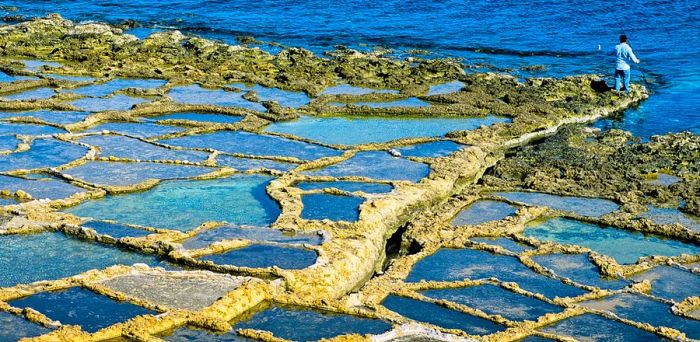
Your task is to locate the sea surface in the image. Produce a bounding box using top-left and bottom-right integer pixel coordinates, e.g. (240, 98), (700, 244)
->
(3, 0), (698, 138)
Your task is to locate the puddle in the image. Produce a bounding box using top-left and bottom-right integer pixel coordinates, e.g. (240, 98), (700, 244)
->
(62, 161), (214, 186)
(646, 173), (680, 186)
(422, 284), (562, 321)
(495, 191), (619, 217)
(66, 175), (280, 231)
(167, 85), (265, 111)
(199, 244), (316, 269)
(265, 115), (508, 145)
(531, 253), (628, 289)
(630, 266), (700, 301)
(72, 78), (167, 97)
(0, 110), (92, 125)
(396, 141), (465, 158)
(641, 205), (700, 232)
(581, 293), (700, 339)
(382, 295), (504, 335)
(23, 60), (61, 72)
(0, 122), (64, 136)
(149, 112), (243, 124)
(0, 232), (166, 287)
(470, 237), (532, 254)
(182, 225), (322, 250)
(524, 218), (700, 264)
(70, 94), (149, 112)
(304, 151), (430, 182)
(0, 138), (87, 172)
(216, 155), (296, 172)
(539, 313), (663, 341)
(0, 311), (50, 341)
(297, 181), (392, 194)
(231, 83), (310, 108)
(101, 271), (246, 311)
(405, 248), (585, 299)
(427, 80), (465, 96)
(301, 193), (363, 222)
(0, 174), (85, 200)
(82, 221), (153, 239)
(319, 84), (399, 96)
(85, 122), (185, 138)
(79, 135), (209, 162)
(160, 131), (341, 161)
(452, 200), (518, 226)
(2, 87), (55, 100)
(331, 97), (429, 108)
(9, 287), (155, 333)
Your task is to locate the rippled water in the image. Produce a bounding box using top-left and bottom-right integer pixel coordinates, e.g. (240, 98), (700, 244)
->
(3, 0), (699, 137)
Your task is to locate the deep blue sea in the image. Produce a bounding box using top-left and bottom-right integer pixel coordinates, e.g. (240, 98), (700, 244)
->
(2, 0), (698, 138)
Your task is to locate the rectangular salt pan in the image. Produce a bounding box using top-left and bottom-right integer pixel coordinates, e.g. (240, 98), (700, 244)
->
(495, 191), (619, 217)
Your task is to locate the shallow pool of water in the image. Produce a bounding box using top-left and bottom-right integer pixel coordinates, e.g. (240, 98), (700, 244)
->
(470, 237), (531, 254)
(642, 205), (700, 233)
(524, 218), (700, 264)
(62, 161), (214, 186)
(216, 155), (297, 172)
(495, 191), (619, 217)
(160, 131), (341, 161)
(79, 135), (209, 162)
(44, 74), (95, 82)
(2, 87), (56, 100)
(304, 151), (430, 182)
(0, 70), (36, 82)
(452, 200), (518, 226)
(199, 244), (316, 269)
(382, 295), (504, 335)
(0, 174), (85, 200)
(296, 181), (392, 194)
(0, 138), (87, 172)
(0, 122), (64, 136)
(82, 220), (153, 239)
(0, 135), (19, 151)
(71, 78), (167, 97)
(168, 85), (265, 111)
(0, 232), (166, 287)
(539, 313), (663, 341)
(22, 60), (60, 72)
(265, 115), (508, 145)
(0, 311), (50, 341)
(422, 284), (562, 321)
(9, 287), (155, 333)
(66, 175), (280, 231)
(319, 84), (399, 96)
(70, 94), (149, 112)
(332, 97), (429, 108)
(532, 253), (628, 289)
(645, 173), (680, 186)
(149, 112), (243, 124)
(396, 140), (465, 158)
(426, 80), (465, 96)
(301, 193), (363, 222)
(630, 266), (700, 302)
(182, 225), (322, 249)
(85, 122), (185, 138)
(231, 83), (310, 108)
(0, 110), (92, 125)
(406, 248), (585, 299)
(581, 293), (700, 339)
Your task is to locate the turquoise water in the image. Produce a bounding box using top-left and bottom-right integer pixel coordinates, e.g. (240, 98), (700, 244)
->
(319, 84), (399, 96)
(422, 284), (562, 321)
(2, 87), (56, 100)
(0, 138), (87, 172)
(10, 287), (155, 333)
(216, 155), (297, 172)
(396, 141), (464, 158)
(160, 131), (341, 161)
(0, 174), (85, 200)
(0, 311), (50, 341)
(199, 244), (316, 269)
(406, 248), (584, 299)
(79, 135), (209, 162)
(382, 295), (504, 335)
(0, 232), (166, 287)
(470, 237), (532, 254)
(231, 83), (310, 108)
(71, 78), (167, 97)
(82, 221), (153, 239)
(524, 218), (700, 264)
(630, 266), (700, 302)
(62, 161), (214, 186)
(532, 253), (628, 289)
(70, 94), (148, 112)
(0, 110), (92, 125)
(540, 313), (664, 341)
(150, 112), (243, 124)
(66, 175), (280, 231)
(451, 200), (518, 226)
(167, 85), (265, 111)
(85, 122), (185, 138)
(182, 225), (322, 249)
(304, 151), (430, 182)
(296, 181), (392, 194)
(495, 191), (619, 217)
(265, 115), (508, 145)
(582, 293), (700, 339)
(301, 193), (363, 222)
(642, 205), (700, 233)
